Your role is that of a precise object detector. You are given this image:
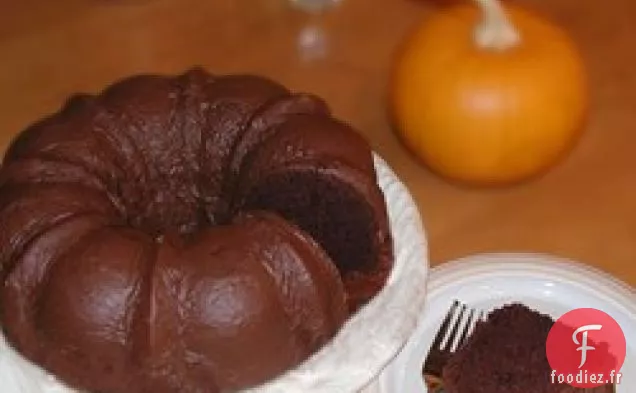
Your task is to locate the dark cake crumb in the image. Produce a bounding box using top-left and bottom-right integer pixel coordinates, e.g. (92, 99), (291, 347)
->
(441, 303), (616, 393)
(443, 303), (561, 393)
(241, 170), (376, 272)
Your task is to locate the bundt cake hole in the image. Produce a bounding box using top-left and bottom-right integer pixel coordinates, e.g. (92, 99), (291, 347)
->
(240, 171), (377, 278)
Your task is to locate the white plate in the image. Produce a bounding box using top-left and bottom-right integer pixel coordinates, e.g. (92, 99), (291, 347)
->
(0, 154), (430, 393)
(378, 253), (636, 393)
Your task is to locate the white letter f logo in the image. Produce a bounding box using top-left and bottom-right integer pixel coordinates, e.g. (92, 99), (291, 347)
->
(573, 324), (602, 368)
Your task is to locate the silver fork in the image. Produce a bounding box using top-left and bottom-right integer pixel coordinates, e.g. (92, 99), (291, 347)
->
(422, 300), (487, 377)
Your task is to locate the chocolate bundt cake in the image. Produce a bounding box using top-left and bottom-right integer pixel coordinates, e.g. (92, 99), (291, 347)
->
(443, 304), (614, 393)
(0, 68), (393, 393)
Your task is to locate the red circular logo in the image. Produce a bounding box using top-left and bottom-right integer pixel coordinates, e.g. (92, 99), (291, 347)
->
(546, 308), (626, 388)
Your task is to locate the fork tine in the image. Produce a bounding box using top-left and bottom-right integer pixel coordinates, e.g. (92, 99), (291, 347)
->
(423, 301), (484, 377)
(465, 309), (482, 339)
(441, 302), (466, 352)
(430, 300), (459, 351)
(453, 308), (476, 352)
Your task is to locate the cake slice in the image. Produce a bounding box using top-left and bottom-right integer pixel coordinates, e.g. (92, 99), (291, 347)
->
(442, 303), (615, 393)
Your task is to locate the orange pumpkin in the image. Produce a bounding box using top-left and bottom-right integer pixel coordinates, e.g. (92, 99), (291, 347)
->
(390, 0), (588, 185)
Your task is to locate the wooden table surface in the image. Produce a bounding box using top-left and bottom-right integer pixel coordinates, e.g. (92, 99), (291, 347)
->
(1, 0), (635, 287)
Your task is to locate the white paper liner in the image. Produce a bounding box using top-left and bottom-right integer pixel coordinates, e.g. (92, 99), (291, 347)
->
(0, 153), (429, 393)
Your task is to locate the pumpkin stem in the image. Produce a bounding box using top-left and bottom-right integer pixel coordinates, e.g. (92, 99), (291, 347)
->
(473, 0), (521, 51)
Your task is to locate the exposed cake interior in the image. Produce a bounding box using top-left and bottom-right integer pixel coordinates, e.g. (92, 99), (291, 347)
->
(240, 168), (379, 278)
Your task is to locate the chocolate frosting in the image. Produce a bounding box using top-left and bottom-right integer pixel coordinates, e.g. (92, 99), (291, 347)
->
(0, 67), (393, 393)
